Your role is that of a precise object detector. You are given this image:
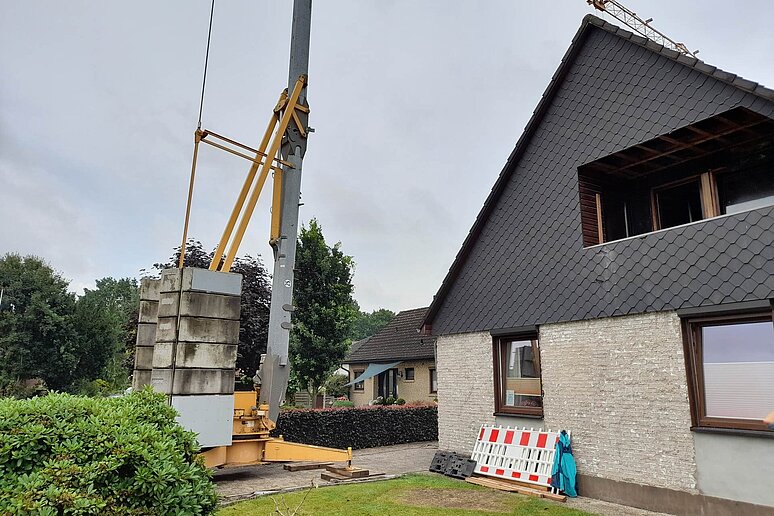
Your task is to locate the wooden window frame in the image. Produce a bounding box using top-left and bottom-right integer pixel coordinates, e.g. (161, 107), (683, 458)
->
(584, 168), (729, 246)
(492, 335), (543, 417)
(404, 367), (415, 382)
(651, 172), (721, 231)
(429, 368), (437, 394)
(682, 310), (774, 432)
(352, 369), (365, 392)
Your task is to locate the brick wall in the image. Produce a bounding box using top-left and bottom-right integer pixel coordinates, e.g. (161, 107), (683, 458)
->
(436, 312), (698, 492)
(345, 364), (374, 406)
(346, 360), (436, 406)
(436, 332), (495, 452)
(540, 311), (697, 491)
(397, 360), (436, 404)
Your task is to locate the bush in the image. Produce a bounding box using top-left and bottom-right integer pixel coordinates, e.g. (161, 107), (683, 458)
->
(273, 405), (437, 449)
(331, 400), (354, 408)
(395, 398), (406, 405)
(323, 374), (350, 398)
(0, 389), (218, 514)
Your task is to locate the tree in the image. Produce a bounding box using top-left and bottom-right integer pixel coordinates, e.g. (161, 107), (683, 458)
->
(73, 277), (139, 394)
(350, 308), (395, 341)
(154, 240), (271, 376)
(1, 255), (140, 396)
(0, 254), (79, 393)
(290, 219), (358, 399)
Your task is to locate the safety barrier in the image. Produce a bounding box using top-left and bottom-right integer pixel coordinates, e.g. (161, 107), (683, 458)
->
(470, 424), (565, 488)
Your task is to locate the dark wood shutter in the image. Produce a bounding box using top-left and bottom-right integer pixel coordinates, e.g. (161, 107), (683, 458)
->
(578, 174), (604, 246)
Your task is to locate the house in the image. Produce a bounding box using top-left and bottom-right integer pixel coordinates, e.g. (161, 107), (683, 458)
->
(421, 15), (774, 515)
(344, 307), (437, 405)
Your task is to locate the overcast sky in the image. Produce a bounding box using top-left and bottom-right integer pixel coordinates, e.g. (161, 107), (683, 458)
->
(2, 1), (773, 312)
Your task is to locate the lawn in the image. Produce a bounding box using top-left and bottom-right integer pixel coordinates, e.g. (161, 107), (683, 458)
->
(218, 473), (592, 516)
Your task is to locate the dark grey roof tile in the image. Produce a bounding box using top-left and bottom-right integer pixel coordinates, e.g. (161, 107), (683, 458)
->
(345, 307), (435, 363)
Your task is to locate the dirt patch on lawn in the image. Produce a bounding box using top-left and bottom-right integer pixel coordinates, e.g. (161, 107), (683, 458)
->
(396, 487), (513, 512)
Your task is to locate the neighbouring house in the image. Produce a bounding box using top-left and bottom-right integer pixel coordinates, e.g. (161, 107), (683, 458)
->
(421, 14), (774, 515)
(344, 307), (437, 405)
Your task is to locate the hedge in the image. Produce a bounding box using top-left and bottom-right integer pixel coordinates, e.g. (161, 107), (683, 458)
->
(273, 404), (438, 449)
(0, 389), (217, 515)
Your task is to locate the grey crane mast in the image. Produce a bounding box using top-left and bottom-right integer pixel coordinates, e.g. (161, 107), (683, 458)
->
(259, 0), (313, 422)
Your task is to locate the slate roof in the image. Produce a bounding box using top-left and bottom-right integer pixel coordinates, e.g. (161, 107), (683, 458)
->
(424, 14), (774, 336)
(348, 337), (370, 356)
(346, 308), (436, 363)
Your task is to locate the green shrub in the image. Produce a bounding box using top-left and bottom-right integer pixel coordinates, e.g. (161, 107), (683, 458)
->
(331, 400), (354, 408)
(0, 389), (217, 514)
(323, 374), (350, 398)
(395, 398), (406, 405)
(273, 405), (438, 449)
(385, 396), (396, 405)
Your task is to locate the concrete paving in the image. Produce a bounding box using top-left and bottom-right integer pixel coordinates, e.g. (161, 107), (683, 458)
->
(213, 441), (438, 503)
(213, 440), (667, 515)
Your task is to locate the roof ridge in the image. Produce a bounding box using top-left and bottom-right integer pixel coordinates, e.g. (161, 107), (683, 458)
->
(583, 14), (774, 100)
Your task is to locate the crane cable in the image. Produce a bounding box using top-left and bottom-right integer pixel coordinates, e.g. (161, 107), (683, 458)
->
(179, 0), (216, 268)
(197, 0), (216, 130)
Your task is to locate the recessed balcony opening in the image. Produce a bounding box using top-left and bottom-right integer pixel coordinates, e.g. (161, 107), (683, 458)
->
(578, 107), (774, 247)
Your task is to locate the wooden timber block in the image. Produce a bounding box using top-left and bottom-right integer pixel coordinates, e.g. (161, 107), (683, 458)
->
(283, 462), (333, 472)
(321, 471), (385, 483)
(324, 465), (370, 478)
(466, 476), (567, 502)
(320, 471), (349, 482)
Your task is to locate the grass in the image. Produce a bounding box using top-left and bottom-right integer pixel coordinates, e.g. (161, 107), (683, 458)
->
(218, 473), (592, 516)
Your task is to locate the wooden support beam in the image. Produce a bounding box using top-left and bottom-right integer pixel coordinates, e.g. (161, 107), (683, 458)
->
(283, 461), (333, 472)
(466, 475), (567, 502)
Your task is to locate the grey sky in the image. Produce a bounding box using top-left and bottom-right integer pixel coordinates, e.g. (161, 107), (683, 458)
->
(1, 1), (773, 312)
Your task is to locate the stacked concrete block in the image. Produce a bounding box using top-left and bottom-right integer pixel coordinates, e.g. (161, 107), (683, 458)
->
(131, 278), (161, 390)
(150, 267), (242, 448)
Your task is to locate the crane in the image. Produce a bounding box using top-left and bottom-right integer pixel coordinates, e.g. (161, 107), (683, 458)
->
(587, 0), (698, 58)
(162, 0), (354, 469)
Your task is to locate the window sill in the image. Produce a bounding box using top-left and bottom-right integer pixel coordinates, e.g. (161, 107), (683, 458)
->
(493, 412), (544, 419)
(691, 426), (774, 439)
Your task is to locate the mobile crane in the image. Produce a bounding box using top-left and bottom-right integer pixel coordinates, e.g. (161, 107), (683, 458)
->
(158, 0), (353, 468)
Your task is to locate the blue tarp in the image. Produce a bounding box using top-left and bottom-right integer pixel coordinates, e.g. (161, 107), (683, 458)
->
(344, 361), (401, 386)
(551, 430), (577, 497)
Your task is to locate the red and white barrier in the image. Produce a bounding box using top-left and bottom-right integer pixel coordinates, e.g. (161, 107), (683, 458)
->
(470, 424), (563, 488)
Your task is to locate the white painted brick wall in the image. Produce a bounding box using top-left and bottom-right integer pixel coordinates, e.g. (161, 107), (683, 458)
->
(436, 332), (495, 452)
(540, 311), (697, 491)
(436, 312), (698, 493)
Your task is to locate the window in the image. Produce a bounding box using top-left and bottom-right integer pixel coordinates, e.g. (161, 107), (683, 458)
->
(404, 367), (415, 381)
(717, 166), (774, 215)
(429, 368), (437, 394)
(654, 178), (703, 230)
(352, 370), (365, 392)
(493, 335), (542, 416)
(578, 107), (774, 246)
(684, 312), (774, 432)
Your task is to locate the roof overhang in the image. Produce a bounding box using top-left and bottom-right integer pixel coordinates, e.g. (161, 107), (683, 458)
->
(580, 107), (774, 179)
